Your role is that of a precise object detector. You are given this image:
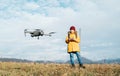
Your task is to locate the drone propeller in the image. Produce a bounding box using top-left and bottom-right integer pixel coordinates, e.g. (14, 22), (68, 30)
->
(49, 32), (56, 34)
(24, 29), (27, 36)
(35, 29), (40, 30)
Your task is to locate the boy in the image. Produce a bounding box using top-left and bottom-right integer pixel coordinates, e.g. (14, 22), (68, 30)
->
(65, 26), (85, 68)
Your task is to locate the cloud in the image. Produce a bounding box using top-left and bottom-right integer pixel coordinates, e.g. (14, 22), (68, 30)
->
(24, 2), (39, 10)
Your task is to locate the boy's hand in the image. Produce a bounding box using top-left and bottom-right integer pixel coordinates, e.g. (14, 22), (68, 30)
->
(69, 38), (75, 41)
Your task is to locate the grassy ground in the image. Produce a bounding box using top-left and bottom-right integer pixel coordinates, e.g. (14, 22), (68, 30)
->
(0, 62), (120, 76)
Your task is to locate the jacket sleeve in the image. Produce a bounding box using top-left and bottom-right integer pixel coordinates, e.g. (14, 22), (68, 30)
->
(65, 36), (69, 44)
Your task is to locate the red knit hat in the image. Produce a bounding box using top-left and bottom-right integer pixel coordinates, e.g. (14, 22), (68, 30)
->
(70, 26), (76, 31)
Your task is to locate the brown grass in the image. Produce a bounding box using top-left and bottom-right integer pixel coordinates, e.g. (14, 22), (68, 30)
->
(0, 62), (120, 76)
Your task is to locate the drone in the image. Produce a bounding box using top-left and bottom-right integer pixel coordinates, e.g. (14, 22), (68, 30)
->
(24, 29), (56, 39)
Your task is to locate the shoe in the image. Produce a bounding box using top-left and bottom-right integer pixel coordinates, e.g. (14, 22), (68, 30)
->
(71, 64), (75, 68)
(79, 64), (85, 69)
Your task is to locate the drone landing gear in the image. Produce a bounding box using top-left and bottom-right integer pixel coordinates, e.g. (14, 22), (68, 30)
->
(37, 36), (39, 39)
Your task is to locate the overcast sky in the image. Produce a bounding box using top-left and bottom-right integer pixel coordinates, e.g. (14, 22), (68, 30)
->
(0, 0), (120, 61)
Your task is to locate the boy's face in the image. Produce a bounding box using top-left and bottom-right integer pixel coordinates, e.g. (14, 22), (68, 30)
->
(70, 30), (75, 33)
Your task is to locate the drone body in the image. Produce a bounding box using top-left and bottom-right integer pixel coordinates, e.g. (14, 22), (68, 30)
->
(24, 29), (55, 39)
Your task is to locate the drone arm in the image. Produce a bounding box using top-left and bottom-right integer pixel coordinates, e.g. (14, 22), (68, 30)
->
(25, 31), (32, 33)
(43, 32), (56, 36)
(44, 34), (51, 36)
(24, 30), (33, 36)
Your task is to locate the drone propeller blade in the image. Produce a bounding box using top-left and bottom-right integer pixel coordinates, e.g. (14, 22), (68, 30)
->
(24, 29), (27, 36)
(35, 29), (40, 30)
(49, 32), (56, 34)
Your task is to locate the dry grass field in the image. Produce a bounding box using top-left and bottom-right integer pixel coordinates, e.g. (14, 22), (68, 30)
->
(0, 62), (120, 76)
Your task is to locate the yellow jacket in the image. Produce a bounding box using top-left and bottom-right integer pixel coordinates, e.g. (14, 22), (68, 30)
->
(65, 33), (80, 53)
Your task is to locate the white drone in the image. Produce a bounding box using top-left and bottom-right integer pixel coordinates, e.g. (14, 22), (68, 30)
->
(24, 29), (56, 39)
